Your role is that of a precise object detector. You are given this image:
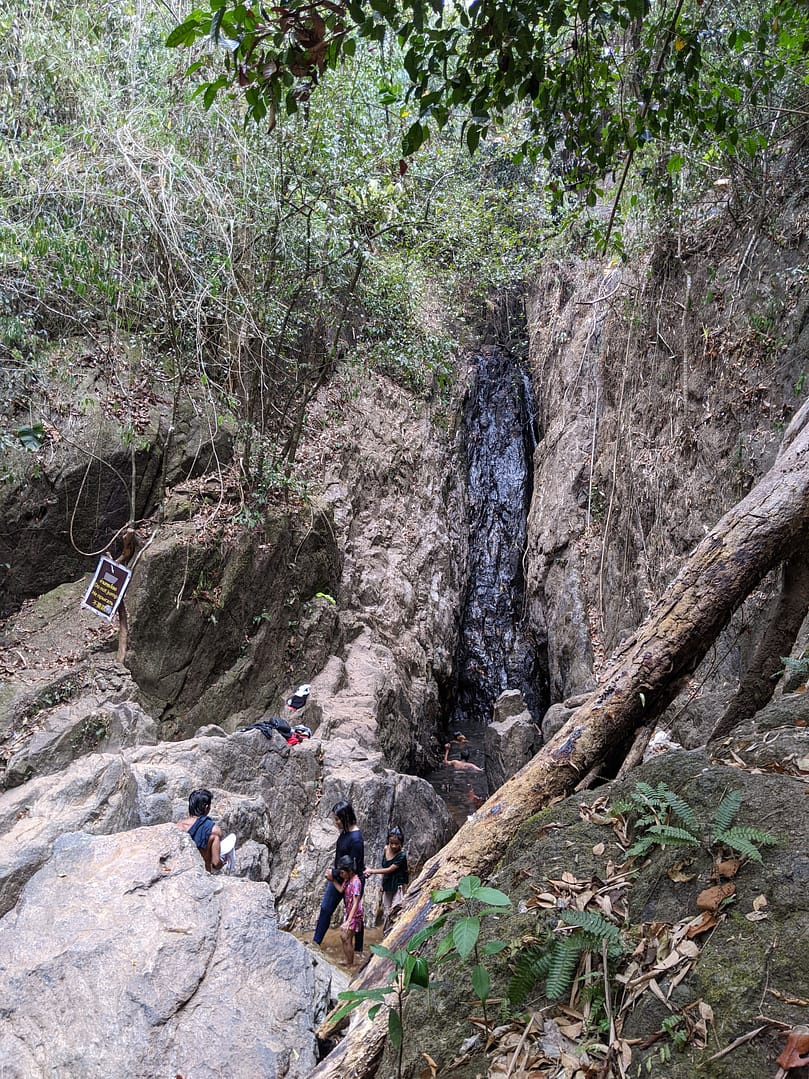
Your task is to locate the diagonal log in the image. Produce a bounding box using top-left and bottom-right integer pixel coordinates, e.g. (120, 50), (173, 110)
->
(311, 403), (809, 1078)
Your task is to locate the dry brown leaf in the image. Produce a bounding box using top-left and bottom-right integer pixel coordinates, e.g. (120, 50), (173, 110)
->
(419, 1051), (438, 1079)
(752, 894), (768, 911)
(616, 1039), (633, 1069)
(530, 891), (561, 908)
(776, 1026), (809, 1069)
(596, 894), (613, 917)
(558, 1021), (584, 1039)
(667, 862), (697, 883)
(696, 883), (735, 913)
(592, 842), (606, 856)
(714, 858), (742, 879)
(685, 911), (719, 938)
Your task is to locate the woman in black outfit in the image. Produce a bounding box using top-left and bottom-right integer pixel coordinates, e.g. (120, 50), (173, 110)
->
(313, 801), (365, 951)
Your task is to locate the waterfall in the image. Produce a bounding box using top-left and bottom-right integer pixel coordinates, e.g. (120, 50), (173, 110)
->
(450, 347), (545, 731)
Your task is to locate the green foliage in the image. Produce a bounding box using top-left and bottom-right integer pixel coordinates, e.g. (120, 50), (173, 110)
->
(616, 782), (777, 864)
(15, 422), (46, 450)
(432, 875), (511, 1020)
(662, 1012), (688, 1052)
(708, 790), (777, 864)
(509, 909), (625, 1006)
(1, 0), (551, 483)
(617, 781), (702, 857)
(710, 789), (743, 837)
(167, 0), (809, 245)
(778, 653), (809, 679)
(333, 920), (444, 1079)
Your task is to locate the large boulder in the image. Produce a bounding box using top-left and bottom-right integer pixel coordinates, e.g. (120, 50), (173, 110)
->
(124, 514), (341, 738)
(4, 696), (157, 788)
(484, 690), (541, 791)
(0, 824), (329, 1078)
(0, 754), (141, 917)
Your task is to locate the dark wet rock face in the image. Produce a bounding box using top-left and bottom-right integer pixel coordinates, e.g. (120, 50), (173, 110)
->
(451, 348), (546, 729)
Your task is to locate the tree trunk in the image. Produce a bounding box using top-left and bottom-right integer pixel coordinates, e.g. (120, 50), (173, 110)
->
(311, 403), (809, 1079)
(709, 530), (809, 741)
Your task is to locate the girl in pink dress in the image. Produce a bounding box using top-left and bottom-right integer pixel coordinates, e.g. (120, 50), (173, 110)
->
(338, 855), (364, 968)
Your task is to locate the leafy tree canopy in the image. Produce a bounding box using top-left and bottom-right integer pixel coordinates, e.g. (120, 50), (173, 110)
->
(168, 0), (809, 239)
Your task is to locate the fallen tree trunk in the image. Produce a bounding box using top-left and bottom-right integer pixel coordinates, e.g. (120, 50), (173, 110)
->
(709, 528), (809, 741)
(311, 403), (809, 1079)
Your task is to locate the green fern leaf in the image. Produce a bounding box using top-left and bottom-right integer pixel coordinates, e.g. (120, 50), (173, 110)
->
(626, 835), (657, 858)
(560, 910), (624, 956)
(633, 781), (663, 805)
(508, 944), (553, 1007)
(780, 655), (809, 674)
(545, 938), (584, 1000)
(647, 824), (701, 847)
(711, 790), (743, 838)
(716, 826), (777, 862)
(661, 787), (698, 832)
(717, 832), (763, 862)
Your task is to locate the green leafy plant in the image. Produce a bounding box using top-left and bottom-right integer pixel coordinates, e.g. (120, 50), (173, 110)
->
(710, 789), (776, 865)
(168, 0), (809, 249)
(778, 653), (809, 681)
(16, 422), (46, 450)
(508, 909), (624, 1007)
(333, 874), (510, 1074)
(661, 1011), (688, 1051)
(332, 921), (442, 1079)
(431, 874), (511, 1024)
(71, 713), (111, 751)
(613, 782), (777, 864)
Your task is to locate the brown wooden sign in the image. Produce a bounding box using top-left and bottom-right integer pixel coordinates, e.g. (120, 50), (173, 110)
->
(81, 556), (132, 622)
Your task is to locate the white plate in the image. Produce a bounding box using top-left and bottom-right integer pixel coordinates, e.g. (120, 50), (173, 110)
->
(220, 833), (236, 856)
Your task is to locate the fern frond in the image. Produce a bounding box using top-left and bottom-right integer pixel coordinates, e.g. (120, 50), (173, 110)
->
(633, 781), (663, 805)
(626, 835), (657, 858)
(508, 944), (553, 1007)
(780, 655), (809, 674)
(560, 909), (622, 947)
(711, 790), (743, 837)
(661, 788), (699, 832)
(647, 824), (701, 847)
(716, 827), (777, 863)
(545, 938), (585, 1000)
(559, 909), (625, 958)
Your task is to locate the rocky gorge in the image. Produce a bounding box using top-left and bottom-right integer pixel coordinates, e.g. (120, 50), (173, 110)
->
(1, 164), (809, 1079)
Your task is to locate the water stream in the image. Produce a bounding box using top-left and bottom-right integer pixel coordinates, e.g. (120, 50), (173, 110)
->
(431, 347), (546, 828)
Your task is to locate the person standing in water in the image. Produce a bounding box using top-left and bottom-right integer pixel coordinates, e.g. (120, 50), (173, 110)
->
(313, 800), (365, 952)
(337, 855), (364, 968)
(365, 825), (408, 932)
